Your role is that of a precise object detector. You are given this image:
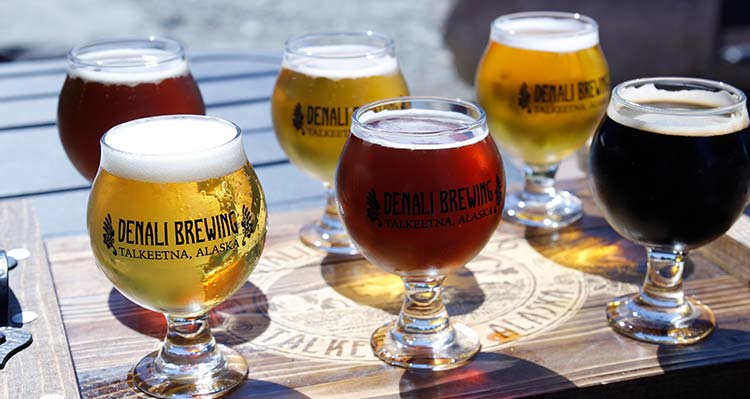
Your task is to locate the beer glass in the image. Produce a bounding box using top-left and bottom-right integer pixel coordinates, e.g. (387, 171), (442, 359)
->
(590, 78), (750, 344)
(337, 97), (505, 369)
(272, 32), (409, 255)
(476, 12), (609, 228)
(58, 37), (205, 181)
(87, 115), (267, 397)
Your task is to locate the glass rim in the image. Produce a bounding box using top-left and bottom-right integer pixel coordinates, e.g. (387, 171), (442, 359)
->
(284, 31), (395, 59)
(492, 11), (598, 38)
(612, 77), (748, 116)
(68, 36), (185, 69)
(100, 114), (242, 158)
(351, 96), (487, 138)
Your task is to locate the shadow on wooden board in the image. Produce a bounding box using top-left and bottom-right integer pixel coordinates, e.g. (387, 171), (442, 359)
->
(320, 255), (486, 317)
(107, 281), (271, 345)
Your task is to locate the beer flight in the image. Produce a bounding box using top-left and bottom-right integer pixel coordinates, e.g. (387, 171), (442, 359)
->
(55, 11), (750, 399)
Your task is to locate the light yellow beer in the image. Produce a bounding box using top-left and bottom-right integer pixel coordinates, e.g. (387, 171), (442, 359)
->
(272, 43), (409, 183)
(476, 13), (609, 165)
(87, 116), (267, 317)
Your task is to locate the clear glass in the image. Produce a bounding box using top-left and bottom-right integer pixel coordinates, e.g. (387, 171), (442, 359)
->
(58, 37), (205, 181)
(337, 97), (505, 369)
(590, 77), (750, 344)
(271, 32), (409, 255)
(87, 115), (267, 397)
(476, 11), (610, 228)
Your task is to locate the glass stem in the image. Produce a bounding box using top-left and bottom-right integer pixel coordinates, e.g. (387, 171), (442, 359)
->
(156, 313), (225, 375)
(395, 276), (451, 339)
(319, 184), (343, 231)
(522, 163), (559, 199)
(639, 248), (687, 309)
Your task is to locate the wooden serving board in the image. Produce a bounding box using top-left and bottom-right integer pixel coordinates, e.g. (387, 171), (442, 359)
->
(44, 181), (750, 398)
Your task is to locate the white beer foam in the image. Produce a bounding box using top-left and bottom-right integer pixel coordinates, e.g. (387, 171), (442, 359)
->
(101, 115), (246, 183)
(608, 83), (750, 137)
(283, 45), (399, 80)
(69, 48), (188, 86)
(352, 109), (489, 150)
(491, 17), (599, 53)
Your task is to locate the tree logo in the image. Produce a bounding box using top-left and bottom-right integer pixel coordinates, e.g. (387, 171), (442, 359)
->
(495, 173), (504, 206)
(103, 214), (117, 255)
(241, 204), (256, 246)
(366, 189), (382, 227)
(518, 82), (532, 113)
(292, 102), (304, 134)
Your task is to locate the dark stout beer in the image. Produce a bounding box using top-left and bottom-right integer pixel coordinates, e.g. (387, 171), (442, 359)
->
(591, 83), (750, 249)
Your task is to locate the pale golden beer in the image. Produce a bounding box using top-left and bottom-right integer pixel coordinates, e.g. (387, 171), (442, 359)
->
(86, 115), (267, 398)
(271, 32), (408, 254)
(273, 65), (408, 183)
(475, 12), (609, 228)
(88, 164), (266, 316)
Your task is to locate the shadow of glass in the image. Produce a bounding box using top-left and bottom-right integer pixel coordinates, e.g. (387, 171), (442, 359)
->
(6, 286), (22, 328)
(225, 378), (313, 399)
(320, 255), (485, 317)
(399, 351), (575, 398)
(525, 217), (694, 285)
(107, 281), (270, 345)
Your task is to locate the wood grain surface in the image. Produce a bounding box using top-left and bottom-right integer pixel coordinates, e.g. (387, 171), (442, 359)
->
(44, 183), (750, 399)
(0, 199), (79, 399)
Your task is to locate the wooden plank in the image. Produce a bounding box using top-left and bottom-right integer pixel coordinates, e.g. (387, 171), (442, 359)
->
(0, 75), (276, 131)
(0, 200), (79, 399)
(44, 187), (750, 398)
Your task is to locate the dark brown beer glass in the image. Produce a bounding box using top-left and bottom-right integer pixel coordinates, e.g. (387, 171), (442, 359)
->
(337, 97), (505, 369)
(590, 77), (750, 344)
(58, 37), (205, 181)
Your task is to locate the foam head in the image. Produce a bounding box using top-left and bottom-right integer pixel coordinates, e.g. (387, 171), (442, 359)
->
(283, 44), (400, 80)
(68, 45), (189, 86)
(607, 82), (750, 137)
(353, 107), (488, 150)
(491, 12), (599, 53)
(100, 115), (247, 183)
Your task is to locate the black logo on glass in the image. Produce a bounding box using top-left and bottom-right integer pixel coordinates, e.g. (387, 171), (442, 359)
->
(292, 102), (304, 134)
(495, 174), (503, 206)
(367, 188), (383, 227)
(103, 214), (117, 255)
(241, 204), (256, 245)
(518, 82), (531, 114)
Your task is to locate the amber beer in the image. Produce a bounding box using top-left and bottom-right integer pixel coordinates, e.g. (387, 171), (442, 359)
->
(58, 38), (205, 181)
(272, 32), (408, 255)
(88, 116), (266, 317)
(476, 14), (608, 164)
(337, 97), (504, 370)
(338, 120), (504, 276)
(476, 12), (609, 228)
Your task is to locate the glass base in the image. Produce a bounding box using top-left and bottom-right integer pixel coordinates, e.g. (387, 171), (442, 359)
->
(371, 321), (480, 371)
(606, 294), (716, 345)
(300, 220), (359, 256)
(132, 344), (248, 399)
(504, 190), (582, 229)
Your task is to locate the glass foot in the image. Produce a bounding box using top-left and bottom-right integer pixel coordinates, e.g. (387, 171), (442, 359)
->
(300, 220), (359, 256)
(371, 321), (480, 371)
(606, 294), (716, 345)
(132, 344), (248, 399)
(504, 189), (582, 229)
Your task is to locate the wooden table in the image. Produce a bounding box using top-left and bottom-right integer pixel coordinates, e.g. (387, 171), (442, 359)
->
(1, 52), (750, 398)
